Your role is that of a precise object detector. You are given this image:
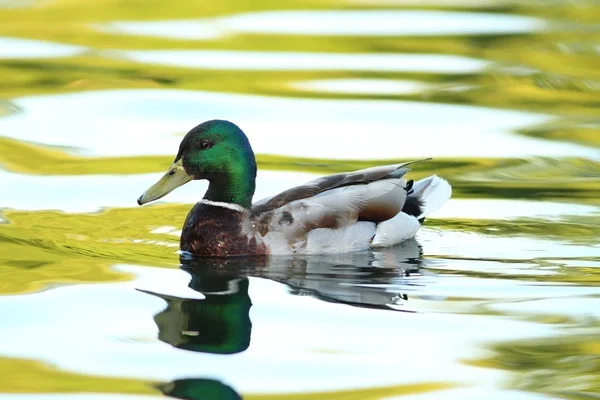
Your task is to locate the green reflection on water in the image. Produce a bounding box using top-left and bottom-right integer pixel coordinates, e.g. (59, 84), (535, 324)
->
(0, 357), (158, 395)
(143, 275), (253, 355)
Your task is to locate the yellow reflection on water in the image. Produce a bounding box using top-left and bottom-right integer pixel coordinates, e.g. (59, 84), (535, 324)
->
(0, 357), (157, 395)
(0, 355), (454, 399)
(0, 205), (184, 294)
(465, 334), (600, 399)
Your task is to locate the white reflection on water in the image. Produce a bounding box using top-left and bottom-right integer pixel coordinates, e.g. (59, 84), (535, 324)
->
(375, 273), (600, 300)
(3, 89), (598, 160)
(99, 10), (545, 39)
(115, 50), (489, 73)
(435, 199), (599, 221)
(0, 37), (85, 59)
(490, 297), (600, 319)
(2, 165), (598, 225)
(427, 259), (556, 276)
(420, 228), (600, 260)
(289, 78), (431, 95)
(0, 169), (317, 212)
(340, 0), (512, 7)
(0, 265), (559, 394)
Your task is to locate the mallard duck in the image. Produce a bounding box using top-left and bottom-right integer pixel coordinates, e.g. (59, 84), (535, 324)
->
(137, 120), (451, 256)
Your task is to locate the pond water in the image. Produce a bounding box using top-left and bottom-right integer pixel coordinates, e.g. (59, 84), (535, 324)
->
(0, 0), (599, 399)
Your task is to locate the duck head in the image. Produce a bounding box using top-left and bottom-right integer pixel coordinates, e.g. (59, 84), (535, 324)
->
(137, 119), (257, 208)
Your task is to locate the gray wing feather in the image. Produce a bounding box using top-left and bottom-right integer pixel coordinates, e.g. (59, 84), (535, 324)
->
(251, 159), (430, 216)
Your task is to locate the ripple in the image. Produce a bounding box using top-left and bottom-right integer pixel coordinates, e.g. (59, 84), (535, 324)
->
(490, 297), (600, 319)
(289, 78), (431, 95)
(394, 388), (560, 400)
(420, 229), (600, 260)
(99, 10), (546, 39)
(115, 50), (490, 74)
(435, 199), (599, 221)
(345, 0), (508, 6)
(0, 37), (85, 59)
(0, 169), (318, 212)
(0, 266), (558, 393)
(5, 89), (596, 161)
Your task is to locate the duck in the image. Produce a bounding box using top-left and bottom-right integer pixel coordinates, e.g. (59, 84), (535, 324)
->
(137, 119), (451, 257)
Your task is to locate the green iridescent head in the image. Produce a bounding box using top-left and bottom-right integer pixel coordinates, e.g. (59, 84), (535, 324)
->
(137, 120), (257, 208)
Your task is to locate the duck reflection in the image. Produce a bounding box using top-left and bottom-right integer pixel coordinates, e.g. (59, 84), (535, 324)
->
(140, 273), (253, 355)
(159, 378), (241, 400)
(143, 239), (424, 357)
(263, 238), (424, 310)
(148, 240), (425, 399)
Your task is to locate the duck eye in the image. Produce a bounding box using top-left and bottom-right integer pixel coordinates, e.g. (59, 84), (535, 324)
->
(199, 140), (214, 150)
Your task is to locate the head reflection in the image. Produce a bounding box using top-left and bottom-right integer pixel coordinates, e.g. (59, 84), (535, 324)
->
(159, 378), (242, 400)
(141, 270), (253, 355)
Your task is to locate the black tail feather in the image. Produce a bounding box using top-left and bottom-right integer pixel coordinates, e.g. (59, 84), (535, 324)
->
(402, 196), (423, 218)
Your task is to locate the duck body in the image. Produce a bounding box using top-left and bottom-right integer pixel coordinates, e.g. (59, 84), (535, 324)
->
(138, 120), (452, 257)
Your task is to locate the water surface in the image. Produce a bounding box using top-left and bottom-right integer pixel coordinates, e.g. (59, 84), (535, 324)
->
(99, 10), (547, 39)
(0, 0), (599, 399)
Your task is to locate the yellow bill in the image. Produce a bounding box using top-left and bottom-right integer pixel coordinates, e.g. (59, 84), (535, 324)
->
(137, 159), (193, 205)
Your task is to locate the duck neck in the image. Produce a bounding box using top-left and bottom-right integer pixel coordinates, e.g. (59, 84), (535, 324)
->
(203, 166), (256, 209)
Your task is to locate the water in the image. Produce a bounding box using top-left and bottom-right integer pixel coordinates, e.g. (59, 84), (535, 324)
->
(99, 10), (547, 38)
(0, 0), (599, 399)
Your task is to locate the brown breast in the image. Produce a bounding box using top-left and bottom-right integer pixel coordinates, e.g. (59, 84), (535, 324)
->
(180, 202), (267, 257)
